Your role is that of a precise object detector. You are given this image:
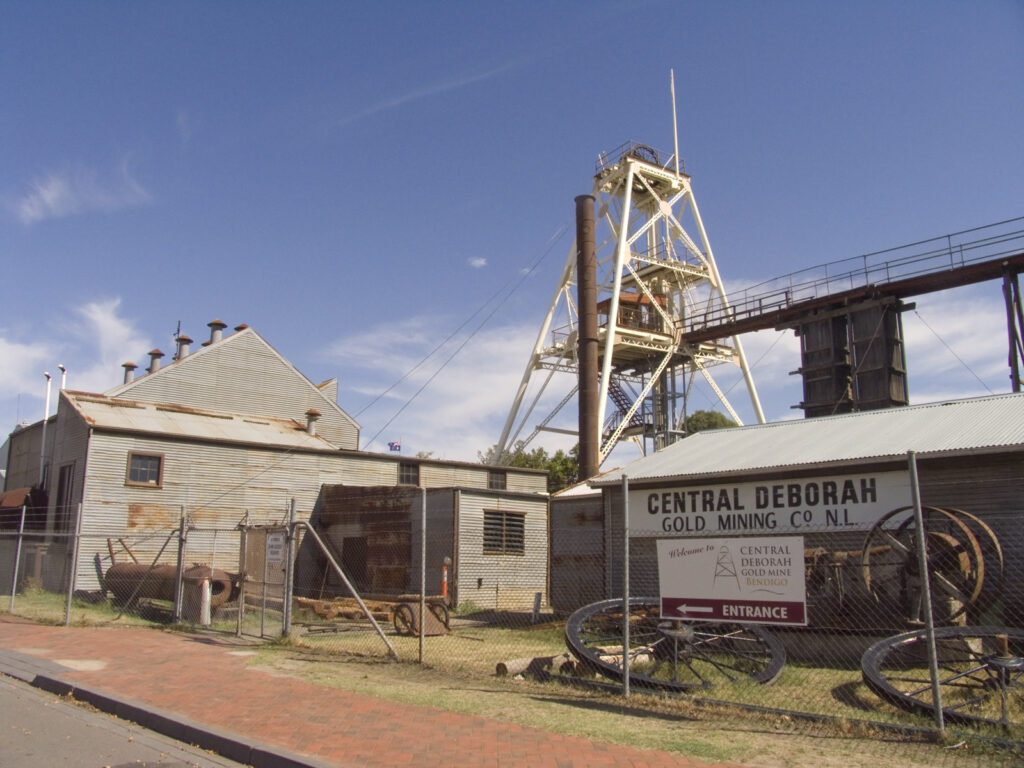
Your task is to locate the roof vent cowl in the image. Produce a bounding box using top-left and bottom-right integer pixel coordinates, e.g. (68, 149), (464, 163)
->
(305, 408), (322, 436)
(175, 334), (193, 361)
(208, 318), (227, 345)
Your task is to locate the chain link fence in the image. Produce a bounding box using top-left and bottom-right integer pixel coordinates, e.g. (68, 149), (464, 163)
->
(2, 474), (1022, 760)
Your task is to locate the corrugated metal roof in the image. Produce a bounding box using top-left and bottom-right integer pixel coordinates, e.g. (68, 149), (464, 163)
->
(552, 480), (602, 498)
(591, 393), (1024, 486)
(554, 463), (625, 497)
(66, 392), (336, 452)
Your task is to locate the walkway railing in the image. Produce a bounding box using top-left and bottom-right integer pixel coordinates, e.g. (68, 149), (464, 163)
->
(702, 216), (1024, 330)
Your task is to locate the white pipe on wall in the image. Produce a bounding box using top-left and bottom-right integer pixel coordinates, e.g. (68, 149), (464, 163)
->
(38, 372), (52, 487)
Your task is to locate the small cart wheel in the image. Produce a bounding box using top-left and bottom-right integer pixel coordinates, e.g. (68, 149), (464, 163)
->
(393, 603), (416, 635)
(428, 601), (450, 629)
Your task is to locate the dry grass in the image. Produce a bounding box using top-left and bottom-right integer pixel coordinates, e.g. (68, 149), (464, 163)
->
(5, 592), (1021, 767)
(250, 643), (1018, 768)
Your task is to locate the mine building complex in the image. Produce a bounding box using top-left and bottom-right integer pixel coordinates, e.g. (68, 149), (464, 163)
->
(1, 320), (549, 611)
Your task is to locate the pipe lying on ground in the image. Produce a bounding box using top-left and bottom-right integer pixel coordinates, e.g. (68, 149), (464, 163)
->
(104, 562), (233, 607)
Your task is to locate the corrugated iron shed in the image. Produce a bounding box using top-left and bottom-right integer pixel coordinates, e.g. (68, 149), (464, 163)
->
(591, 393), (1024, 486)
(65, 391), (335, 452)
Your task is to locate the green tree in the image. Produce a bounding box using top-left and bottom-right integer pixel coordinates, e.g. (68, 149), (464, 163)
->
(545, 445), (579, 493)
(478, 441), (579, 493)
(684, 409), (738, 435)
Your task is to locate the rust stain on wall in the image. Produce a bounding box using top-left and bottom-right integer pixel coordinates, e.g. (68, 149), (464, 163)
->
(127, 503), (178, 529)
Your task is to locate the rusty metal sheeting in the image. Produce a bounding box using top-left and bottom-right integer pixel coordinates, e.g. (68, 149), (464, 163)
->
(576, 193), (599, 481)
(105, 563), (234, 607)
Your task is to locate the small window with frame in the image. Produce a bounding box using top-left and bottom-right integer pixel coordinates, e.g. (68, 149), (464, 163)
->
(126, 452), (164, 488)
(487, 469), (507, 491)
(398, 462), (419, 486)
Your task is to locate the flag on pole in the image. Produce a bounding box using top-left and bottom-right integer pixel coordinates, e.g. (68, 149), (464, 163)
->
(388, 440), (401, 452)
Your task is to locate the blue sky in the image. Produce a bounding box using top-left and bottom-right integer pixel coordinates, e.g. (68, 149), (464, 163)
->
(3, 1), (1022, 464)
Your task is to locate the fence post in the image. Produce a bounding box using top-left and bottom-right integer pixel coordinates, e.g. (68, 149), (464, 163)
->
(63, 503), (83, 626)
(8, 505), (27, 612)
(622, 474), (630, 699)
(419, 486), (427, 663)
(172, 509), (187, 623)
(236, 514), (248, 637)
(908, 451), (945, 734)
(282, 499), (296, 636)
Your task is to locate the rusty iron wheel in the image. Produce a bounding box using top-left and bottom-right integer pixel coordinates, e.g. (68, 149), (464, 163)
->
(860, 506), (985, 626)
(944, 507), (1005, 615)
(862, 625), (1024, 728)
(565, 597), (785, 692)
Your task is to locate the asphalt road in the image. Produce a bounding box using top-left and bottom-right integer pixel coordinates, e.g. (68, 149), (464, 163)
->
(0, 674), (251, 768)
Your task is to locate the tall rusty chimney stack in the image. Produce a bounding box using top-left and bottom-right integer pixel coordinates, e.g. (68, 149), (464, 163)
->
(147, 349), (164, 373)
(122, 361), (137, 384)
(576, 194), (599, 481)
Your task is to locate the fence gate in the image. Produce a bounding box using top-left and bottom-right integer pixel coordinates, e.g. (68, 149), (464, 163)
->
(238, 524), (289, 638)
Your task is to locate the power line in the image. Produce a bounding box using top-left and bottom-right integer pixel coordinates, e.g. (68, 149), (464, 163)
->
(364, 223), (570, 449)
(913, 310), (995, 395)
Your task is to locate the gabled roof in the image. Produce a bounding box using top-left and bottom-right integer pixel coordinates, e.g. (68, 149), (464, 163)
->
(104, 326), (359, 445)
(65, 391), (337, 452)
(590, 393), (1024, 486)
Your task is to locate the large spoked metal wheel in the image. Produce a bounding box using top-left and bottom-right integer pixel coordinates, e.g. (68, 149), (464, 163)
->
(862, 625), (1024, 728)
(945, 507), (1005, 616)
(861, 506), (985, 626)
(565, 598), (786, 692)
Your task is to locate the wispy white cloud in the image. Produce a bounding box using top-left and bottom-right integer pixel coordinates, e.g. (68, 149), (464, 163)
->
(0, 335), (54, 399)
(13, 158), (151, 225)
(327, 316), (439, 375)
(719, 328), (802, 422)
(65, 299), (153, 394)
(468, 257), (487, 269)
(327, 311), (806, 459)
(328, 280), (1018, 462)
(0, 298), (152, 433)
(903, 289), (1008, 400)
(328, 316), (552, 459)
(337, 63), (515, 127)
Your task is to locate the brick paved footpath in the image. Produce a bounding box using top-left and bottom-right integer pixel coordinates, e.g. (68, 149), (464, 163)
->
(0, 615), (744, 768)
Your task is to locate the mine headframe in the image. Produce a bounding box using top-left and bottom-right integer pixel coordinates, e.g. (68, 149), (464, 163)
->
(496, 142), (764, 477)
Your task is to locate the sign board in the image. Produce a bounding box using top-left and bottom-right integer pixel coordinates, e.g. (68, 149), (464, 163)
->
(630, 470), (910, 537)
(657, 536), (807, 626)
(266, 532), (286, 566)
